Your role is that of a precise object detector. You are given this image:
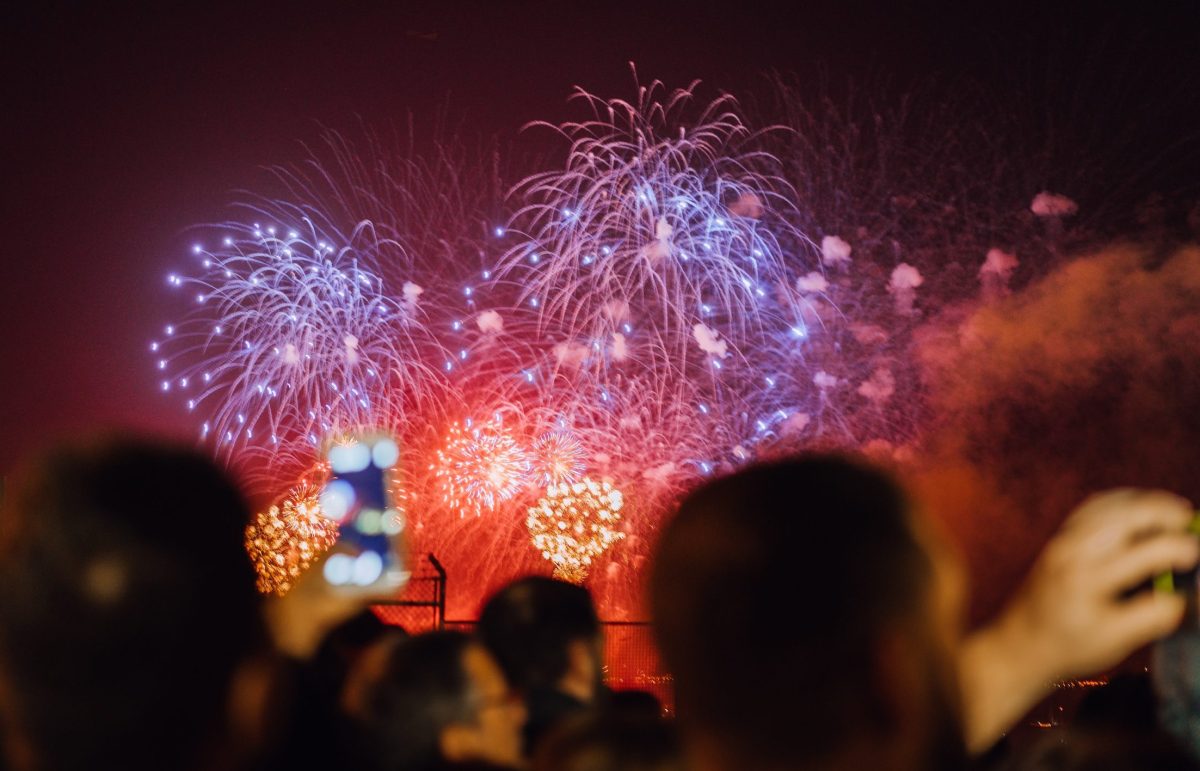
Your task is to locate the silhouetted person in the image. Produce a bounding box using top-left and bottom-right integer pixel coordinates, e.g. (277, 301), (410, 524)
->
(356, 631), (526, 771)
(652, 455), (1200, 769)
(310, 609), (400, 699)
(478, 577), (604, 753)
(0, 439), (272, 771)
(652, 456), (967, 771)
(269, 609), (406, 771)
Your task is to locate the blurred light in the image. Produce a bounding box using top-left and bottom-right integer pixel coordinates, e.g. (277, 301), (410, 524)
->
(372, 438), (400, 468)
(352, 551), (383, 585)
(319, 480), (355, 521)
(323, 554), (353, 585)
(329, 442), (371, 474)
(356, 508), (383, 535)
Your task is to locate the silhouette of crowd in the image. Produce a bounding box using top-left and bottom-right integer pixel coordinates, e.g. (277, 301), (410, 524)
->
(2, 439), (1199, 770)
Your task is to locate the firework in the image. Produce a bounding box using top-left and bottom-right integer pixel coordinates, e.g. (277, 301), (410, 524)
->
(491, 75), (824, 485)
(152, 128), (505, 494)
(526, 477), (626, 583)
(149, 70), (1163, 621)
(155, 220), (452, 487)
(155, 79), (918, 618)
(430, 418), (532, 517)
(244, 482), (340, 596)
(531, 430), (587, 487)
(499, 78), (803, 346)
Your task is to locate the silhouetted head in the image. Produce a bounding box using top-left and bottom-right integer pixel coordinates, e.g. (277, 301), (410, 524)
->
(0, 438), (267, 770)
(359, 631), (525, 771)
(478, 577), (602, 698)
(652, 455), (966, 771)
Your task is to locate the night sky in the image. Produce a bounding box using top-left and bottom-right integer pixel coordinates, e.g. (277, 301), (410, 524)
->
(2, 0), (1197, 475)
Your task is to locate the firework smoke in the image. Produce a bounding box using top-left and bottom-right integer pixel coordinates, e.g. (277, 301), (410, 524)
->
(916, 245), (1200, 619)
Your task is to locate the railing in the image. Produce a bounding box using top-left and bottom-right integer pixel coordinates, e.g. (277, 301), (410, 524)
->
(370, 553), (447, 630)
(371, 556), (675, 709)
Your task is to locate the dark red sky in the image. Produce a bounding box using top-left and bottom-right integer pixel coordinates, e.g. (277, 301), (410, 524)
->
(1, 0), (1197, 476)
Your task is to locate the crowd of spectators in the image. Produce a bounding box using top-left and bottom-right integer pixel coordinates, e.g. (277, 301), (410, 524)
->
(1, 439), (1198, 770)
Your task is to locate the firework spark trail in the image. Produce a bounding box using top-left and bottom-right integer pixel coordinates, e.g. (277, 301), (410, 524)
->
(254, 129), (515, 380)
(492, 76), (827, 482)
(245, 479), (340, 596)
(154, 128), (512, 494)
(500, 80), (804, 347)
(156, 218), (453, 490)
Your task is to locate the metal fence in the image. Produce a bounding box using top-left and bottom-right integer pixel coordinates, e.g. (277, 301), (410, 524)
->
(370, 553), (447, 631)
(370, 554), (674, 710)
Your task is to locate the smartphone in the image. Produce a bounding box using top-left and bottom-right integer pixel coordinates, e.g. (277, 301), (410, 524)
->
(317, 434), (408, 589)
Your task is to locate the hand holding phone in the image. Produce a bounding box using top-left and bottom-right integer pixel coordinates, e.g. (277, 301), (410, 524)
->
(317, 434), (409, 592)
(1153, 513), (1200, 598)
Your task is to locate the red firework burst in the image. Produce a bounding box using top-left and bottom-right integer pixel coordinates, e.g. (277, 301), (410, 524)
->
(532, 430), (587, 487)
(430, 419), (531, 517)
